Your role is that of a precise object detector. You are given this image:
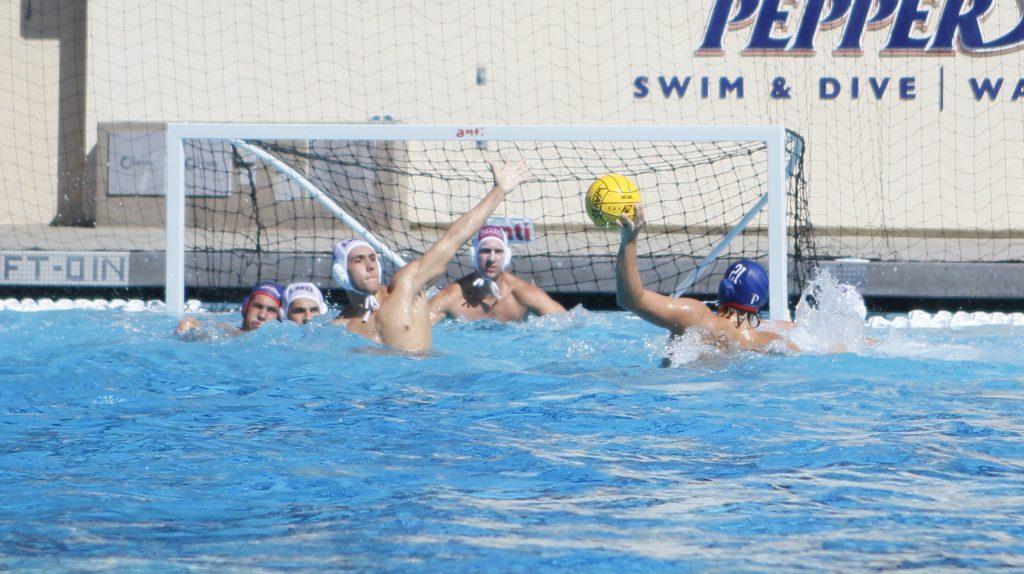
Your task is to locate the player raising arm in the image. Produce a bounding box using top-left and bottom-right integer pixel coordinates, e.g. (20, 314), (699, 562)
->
(332, 160), (531, 352)
(615, 206), (797, 355)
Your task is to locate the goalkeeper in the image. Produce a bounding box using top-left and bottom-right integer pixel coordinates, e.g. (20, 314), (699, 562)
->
(615, 207), (798, 357)
(331, 160), (531, 352)
(428, 225), (564, 323)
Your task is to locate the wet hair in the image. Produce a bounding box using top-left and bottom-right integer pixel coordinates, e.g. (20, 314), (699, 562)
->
(721, 305), (761, 329)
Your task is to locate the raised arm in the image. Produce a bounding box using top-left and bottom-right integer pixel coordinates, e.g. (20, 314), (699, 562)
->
(400, 160), (531, 290)
(615, 207), (707, 331)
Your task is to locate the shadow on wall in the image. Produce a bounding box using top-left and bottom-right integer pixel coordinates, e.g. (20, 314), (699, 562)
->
(21, 0), (92, 226)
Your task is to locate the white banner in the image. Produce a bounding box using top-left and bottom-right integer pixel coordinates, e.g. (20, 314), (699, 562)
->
(485, 217), (535, 243)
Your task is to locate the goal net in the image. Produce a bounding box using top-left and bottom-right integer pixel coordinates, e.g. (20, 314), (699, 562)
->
(167, 125), (812, 319)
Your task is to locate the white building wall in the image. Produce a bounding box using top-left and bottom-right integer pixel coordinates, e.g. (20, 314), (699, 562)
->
(3, 1), (1023, 244)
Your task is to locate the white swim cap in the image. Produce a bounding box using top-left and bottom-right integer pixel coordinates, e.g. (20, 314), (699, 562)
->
(469, 226), (512, 298)
(470, 226), (512, 273)
(282, 282), (328, 319)
(332, 238), (382, 322)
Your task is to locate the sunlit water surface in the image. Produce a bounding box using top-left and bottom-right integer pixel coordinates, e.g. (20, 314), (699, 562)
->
(1, 301), (1023, 572)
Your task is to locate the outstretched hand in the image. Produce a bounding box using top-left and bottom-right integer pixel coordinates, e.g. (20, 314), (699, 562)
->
(617, 204), (645, 244)
(488, 159), (531, 192)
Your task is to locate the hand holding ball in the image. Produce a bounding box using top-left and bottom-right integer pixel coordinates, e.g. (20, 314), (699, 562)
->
(585, 174), (642, 229)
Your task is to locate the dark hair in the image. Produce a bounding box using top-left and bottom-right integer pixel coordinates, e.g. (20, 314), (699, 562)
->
(721, 305), (761, 328)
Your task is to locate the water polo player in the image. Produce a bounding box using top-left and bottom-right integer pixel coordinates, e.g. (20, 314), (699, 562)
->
(282, 282), (328, 325)
(429, 225), (564, 323)
(330, 159), (531, 352)
(615, 207), (797, 357)
(175, 280), (285, 336)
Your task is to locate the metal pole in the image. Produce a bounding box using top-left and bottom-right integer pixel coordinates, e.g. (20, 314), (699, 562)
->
(164, 125), (186, 315)
(767, 127), (789, 321)
(229, 139), (407, 269)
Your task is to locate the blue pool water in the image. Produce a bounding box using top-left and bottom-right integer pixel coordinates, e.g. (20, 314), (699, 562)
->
(2, 307), (1023, 572)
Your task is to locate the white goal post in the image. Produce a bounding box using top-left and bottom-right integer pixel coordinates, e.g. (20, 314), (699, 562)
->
(164, 124), (791, 320)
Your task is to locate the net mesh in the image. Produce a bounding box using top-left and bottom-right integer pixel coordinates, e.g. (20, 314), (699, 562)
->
(181, 134), (813, 297)
(3, 1), (1022, 297)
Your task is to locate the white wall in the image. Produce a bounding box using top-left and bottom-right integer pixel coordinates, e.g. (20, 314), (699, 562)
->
(3, 1), (1023, 252)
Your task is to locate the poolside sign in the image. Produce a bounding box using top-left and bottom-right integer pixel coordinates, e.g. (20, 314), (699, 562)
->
(0, 251), (130, 286)
(697, 0), (1024, 55)
(485, 217), (535, 243)
(633, 0), (1024, 105)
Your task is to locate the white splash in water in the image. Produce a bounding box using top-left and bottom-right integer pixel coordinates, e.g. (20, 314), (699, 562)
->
(662, 269), (869, 365)
(524, 304), (602, 331)
(661, 330), (732, 368)
(786, 268), (869, 354)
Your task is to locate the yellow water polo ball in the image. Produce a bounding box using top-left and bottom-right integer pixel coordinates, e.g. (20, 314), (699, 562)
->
(585, 174), (642, 229)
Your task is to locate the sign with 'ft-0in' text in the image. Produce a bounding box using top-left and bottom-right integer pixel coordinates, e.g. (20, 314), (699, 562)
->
(0, 251), (130, 286)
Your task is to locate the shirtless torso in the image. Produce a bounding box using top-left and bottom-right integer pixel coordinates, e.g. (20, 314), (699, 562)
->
(430, 273), (564, 323)
(331, 160), (532, 352)
(334, 276), (432, 350)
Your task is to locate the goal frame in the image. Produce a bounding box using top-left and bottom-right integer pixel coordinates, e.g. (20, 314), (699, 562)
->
(165, 124), (790, 320)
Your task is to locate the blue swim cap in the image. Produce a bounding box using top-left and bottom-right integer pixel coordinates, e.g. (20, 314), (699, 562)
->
(241, 281), (285, 317)
(717, 259), (768, 314)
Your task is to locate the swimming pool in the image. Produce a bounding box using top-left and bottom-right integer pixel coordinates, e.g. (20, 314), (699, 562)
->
(2, 305), (1023, 571)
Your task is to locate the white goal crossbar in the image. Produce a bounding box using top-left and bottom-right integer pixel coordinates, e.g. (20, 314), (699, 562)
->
(165, 124), (790, 320)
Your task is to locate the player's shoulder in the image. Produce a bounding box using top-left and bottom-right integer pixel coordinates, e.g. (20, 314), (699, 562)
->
(504, 272), (541, 293)
(501, 271), (527, 288)
(674, 296), (714, 319)
(754, 328), (789, 348)
(502, 274), (541, 299)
